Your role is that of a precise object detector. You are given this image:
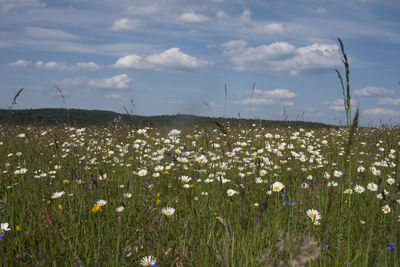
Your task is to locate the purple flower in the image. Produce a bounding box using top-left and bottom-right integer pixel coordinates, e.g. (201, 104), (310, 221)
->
(290, 198), (295, 206)
(0, 232), (6, 242)
(386, 242), (396, 251)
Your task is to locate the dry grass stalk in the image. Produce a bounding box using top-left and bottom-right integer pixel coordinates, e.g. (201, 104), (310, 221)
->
(256, 232), (321, 267)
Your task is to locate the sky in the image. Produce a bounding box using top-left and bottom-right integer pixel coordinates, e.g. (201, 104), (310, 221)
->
(1, 0), (400, 126)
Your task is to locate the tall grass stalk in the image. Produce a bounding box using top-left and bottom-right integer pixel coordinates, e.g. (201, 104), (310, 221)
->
(54, 86), (70, 125)
(335, 38), (351, 129)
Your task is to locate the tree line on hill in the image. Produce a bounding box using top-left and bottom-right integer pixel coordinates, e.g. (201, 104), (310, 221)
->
(0, 108), (333, 128)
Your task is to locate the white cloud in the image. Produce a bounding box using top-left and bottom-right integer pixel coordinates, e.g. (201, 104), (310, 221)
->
(88, 74), (132, 89)
(223, 41), (341, 75)
(353, 86), (395, 96)
(111, 18), (141, 31)
(76, 61), (101, 72)
(8, 59), (32, 67)
(364, 108), (400, 116)
(112, 48), (209, 72)
(33, 61), (101, 72)
(1, 0), (44, 13)
(178, 12), (211, 23)
(104, 93), (122, 99)
(34, 61), (100, 72)
(323, 98), (357, 111)
(378, 98), (400, 105)
(216, 10), (230, 19)
(240, 8), (251, 23)
(35, 61), (75, 72)
(221, 40), (248, 50)
(25, 27), (79, 40)
(310, 7), (327, 15)
(240, 23), (287, 35)
(52, 76), (88, 88)
(253, 88), (296, 99)
(52, 74), (131, 89)
(125, 4), (158, 15)
(233, 98), (275, 105)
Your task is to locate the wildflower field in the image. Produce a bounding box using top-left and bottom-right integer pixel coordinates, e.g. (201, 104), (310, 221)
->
(1, 122), (399, 266)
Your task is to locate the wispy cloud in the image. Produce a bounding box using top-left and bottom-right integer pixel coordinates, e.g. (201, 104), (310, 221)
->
(1, 0), (44, 13)
(111, 18), (141, 31)
(104, 93), (122, 99)
(353, 86), (395, 96)
(280, 101), (294, 106)
(234, 98), (275, 105)
(378, 98), (400, 105)
(364, 108), (400, 116)
(124, 4), (158, 15)
(25, 27), (79, 40)
(52, 76), (89, 88)
(309, 7), (327, 15)
(240, 23), (288, 35)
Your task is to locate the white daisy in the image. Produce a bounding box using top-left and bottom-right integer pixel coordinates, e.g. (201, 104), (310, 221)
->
(140, 255), (157, 266)
(161, 207), (175, 216)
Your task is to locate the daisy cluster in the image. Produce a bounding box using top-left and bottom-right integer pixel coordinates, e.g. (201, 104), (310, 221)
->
(1, 124), (400, 264)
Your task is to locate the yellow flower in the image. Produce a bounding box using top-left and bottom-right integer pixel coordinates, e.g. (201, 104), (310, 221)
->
(91, 204), (101, 213)
(156, 199), (161, 205)
(58, 204), (62, 210)
(62, 179), (70, 184)
(15, 225), (21, 231)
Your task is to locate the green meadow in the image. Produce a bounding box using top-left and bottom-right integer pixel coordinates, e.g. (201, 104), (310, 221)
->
(0, 122), (399, 266)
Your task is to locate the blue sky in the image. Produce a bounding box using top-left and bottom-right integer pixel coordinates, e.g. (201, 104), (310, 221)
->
(1, 0), (400, 126)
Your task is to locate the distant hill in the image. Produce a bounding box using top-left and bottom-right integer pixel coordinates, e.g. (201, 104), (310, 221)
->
(0, 108), (334, 128)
